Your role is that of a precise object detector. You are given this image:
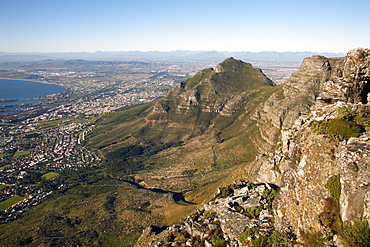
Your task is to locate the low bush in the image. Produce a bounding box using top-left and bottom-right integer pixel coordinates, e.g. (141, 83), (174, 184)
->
(311, 105), (370, 140)
(239, 227), (296, 247)
(340, 221), (370, 247)
(325, 175), (341, 203)
(243, 206), (263, 219)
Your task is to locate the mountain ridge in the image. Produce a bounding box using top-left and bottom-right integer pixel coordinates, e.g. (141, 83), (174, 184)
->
(0, 51), (345, 63)
(133, 48), (370, 246)
(0, 49), (368, 246)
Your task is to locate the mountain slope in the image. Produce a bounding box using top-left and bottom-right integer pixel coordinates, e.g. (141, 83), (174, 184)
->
(135, 48), (370, 246)
(87, 58), (279, 190)
(2, 50), (367, 246)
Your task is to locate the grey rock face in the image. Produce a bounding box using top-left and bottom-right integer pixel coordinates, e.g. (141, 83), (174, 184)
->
(339, 135), (370, 222)
(135, 181), (277, 247)
(256, 48), (370, 242)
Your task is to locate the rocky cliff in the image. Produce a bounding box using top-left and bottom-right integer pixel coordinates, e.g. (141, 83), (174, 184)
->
(136, 48), (370, 246)
(257, 48), (370, 246)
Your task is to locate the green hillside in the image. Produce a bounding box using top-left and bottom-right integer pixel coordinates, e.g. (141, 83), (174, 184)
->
(0, 58), (282, 246)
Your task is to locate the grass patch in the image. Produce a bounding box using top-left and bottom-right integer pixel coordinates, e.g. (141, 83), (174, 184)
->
(14, 150), (31, 157)
(42, 172), (60, 180)
(340, 220), (370, 246)
(0, 185), (7, 189)
(37, 118), (66, 129)
(325, 175), (341, 203)
(0, 164), (11, 170)
(0, 196), (24, 211)
(311, 105), (370, 140)
(311, 118), (363, 139)
(0, 153), (11, 158)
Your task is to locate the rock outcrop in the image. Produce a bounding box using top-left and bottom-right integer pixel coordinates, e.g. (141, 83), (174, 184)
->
(256, 48), (370, 245)
(135, 181), (280, 247)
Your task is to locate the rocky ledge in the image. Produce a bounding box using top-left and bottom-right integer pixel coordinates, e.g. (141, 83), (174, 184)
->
(134, 181), (292, 247)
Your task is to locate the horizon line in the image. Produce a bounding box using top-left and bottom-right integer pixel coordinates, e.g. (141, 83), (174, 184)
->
(0, 50), (347, 54)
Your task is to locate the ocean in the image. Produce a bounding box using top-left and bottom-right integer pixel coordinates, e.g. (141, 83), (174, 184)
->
(0, 79), (66, 114)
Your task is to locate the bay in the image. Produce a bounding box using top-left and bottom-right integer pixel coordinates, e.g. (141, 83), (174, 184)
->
(0, 79), (66, 100)
(0, 79), (66, 113)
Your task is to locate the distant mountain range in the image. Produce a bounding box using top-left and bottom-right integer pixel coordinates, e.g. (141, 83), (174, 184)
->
(0, 50), (345, 63)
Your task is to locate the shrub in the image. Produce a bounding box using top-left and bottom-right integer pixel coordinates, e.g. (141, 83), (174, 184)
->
(311, 118), (363, 139)
(240, 227), (297, 247)
(262, 188), (279, 205)
(311, 105), (370, 140)
(211, 235), (227, 247)
(268, 230), (297, 246)
(203, 210), (217, 219)
(243, 206), (263, 219)
(239, 227), (258, 244)
(340, 221), (370, 247)
(325, 175), (341, 203)
(216, 186), (234, 198)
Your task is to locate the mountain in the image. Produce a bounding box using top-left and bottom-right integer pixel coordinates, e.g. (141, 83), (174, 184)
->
(87, 57), (279, 187)
(0, 50), (344, 63)
(0, 49), (368, 246)
(133, 48), (370, 246)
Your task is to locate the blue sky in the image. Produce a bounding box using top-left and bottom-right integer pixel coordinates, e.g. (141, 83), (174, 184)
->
(1, 0), (369, 53)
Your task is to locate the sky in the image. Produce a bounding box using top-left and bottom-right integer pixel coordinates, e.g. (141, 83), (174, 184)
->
(1, 0), (369, 53)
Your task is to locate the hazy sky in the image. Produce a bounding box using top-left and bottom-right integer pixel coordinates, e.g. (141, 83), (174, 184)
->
(1, 0), (369, 53)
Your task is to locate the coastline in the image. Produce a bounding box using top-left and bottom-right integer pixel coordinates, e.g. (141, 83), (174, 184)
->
(0, 77), (63, 86)
(0, 78), (67, 101)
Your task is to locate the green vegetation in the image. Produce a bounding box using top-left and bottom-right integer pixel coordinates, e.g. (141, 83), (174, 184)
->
(325, 174), (341, 203)
(203, 210), (217, 219)
(262, 188), (279, 208)
(0, 185), (7, 189)
(311, 118), (363, 139)
(14, 150), (31, 157)
(239, 227), (258, 244)
(302, 220), (370, 247)
(0, 196), (24, 211)
(311, 105), (370, 140)
(41, 172), (60, 180)
(0, 153), (10, 158)
(103, 145), (145, 175)
(243, 206), (263, 219)
(0, 164), (11, 170)
(340, 221), (370, 247)
(211, 235), (227, 247)
(239, 227), (297, 247)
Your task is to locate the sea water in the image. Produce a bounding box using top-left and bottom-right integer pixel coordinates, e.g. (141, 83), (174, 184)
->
(0, 79), (66, 113)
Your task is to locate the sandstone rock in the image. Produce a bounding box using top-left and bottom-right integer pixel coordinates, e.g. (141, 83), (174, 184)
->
(256, 48), (370, 244)
(339, 135), (370, 222)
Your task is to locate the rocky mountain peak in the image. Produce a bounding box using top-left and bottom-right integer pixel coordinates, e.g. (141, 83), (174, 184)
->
(148, 57), (274, 122)
(215, 57), (253, 73)
(317, 47), (370, 105)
